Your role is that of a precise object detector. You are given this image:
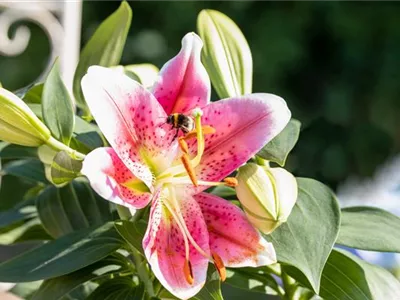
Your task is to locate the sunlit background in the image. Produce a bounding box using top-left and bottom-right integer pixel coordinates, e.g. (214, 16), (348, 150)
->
(1, 1), (400, 299)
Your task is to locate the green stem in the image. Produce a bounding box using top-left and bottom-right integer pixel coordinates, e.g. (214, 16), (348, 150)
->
(282, 272), (298, 300)
(116, 205), (132, 220)
(131, 247), (155, 298)
(46, 136), (86, 160)
(255, 155), (270, 167)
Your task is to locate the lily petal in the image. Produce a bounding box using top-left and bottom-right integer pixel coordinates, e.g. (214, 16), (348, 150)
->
(81, 66), (178, 188)
(152, 32), (211, 114)
(81, 147), (152, 209)
(143, 191), (210, 299)
(189, 94), (290, 185)
(195, 192), (276, 267)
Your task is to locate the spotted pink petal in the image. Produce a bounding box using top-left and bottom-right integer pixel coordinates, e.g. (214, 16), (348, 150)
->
(143, 192), (210, 299)
(81, 147), (152, 209)
(152, 32), (210, 114)
(187, 94), (290, 187)
(195, 192), (276, 267)
(81, 66), (178, 189)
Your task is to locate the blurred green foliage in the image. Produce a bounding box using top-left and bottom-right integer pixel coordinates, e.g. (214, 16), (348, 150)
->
(1, 1), (400, 190)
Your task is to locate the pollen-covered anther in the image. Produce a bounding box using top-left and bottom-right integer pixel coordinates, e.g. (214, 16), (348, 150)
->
(223, 177), (238, 187)
(212, 252), (226, 282)
(181, 153), (198, 186)
(178, 137), (189, 154)
(183, 259), (194, 285)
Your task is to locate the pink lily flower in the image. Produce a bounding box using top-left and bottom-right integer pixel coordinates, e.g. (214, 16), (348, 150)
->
(81, 33), (291, 299)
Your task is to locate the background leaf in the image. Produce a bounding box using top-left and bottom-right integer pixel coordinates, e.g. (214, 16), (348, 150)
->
(194, 269), (224, 300)
(197, 9), (252, 99)
(86, 277), (143, 300)
(266, 178), (341, 293)
(36, 180), (112, 238)
(319, 249), (400, 300)
(337, 206), (400, 252)
(114, 219), (146, 254)
(32, 253), (132, 300)
(72, 1), (132, 115)
(42, 59), (75, 145)
(257, 119), (301, 166)
(2, 159), (48, 184)
(0, 222), (123, 282)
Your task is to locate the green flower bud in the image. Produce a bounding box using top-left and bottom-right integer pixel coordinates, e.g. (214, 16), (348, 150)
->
(0, 88), (51, 146)
(236, 163), (298, 234)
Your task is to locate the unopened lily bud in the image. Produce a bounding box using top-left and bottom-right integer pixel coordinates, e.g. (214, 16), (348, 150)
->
(0, 88), (51, 146)
(236, 163), (297, 234)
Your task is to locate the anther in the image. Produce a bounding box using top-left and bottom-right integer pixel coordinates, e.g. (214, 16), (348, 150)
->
(178, 137), (189, 154)
(184, 125), (216, 140)
(212, 252), (226, 282)
(181, 153), (198, 186)
(183, 260), (194, 285)
(223, 177), (238, 187)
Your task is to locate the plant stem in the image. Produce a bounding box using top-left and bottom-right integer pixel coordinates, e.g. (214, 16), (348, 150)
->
(282, 272), (298, 300)
(46, 136), (86, 159)
(131, 247), (155, 298)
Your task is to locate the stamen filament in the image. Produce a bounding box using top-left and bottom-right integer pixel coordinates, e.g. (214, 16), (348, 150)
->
(158, 177), (237, 188)
(166, 184), (213, 261)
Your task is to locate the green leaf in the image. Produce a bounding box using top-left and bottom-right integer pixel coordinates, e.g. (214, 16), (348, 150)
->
(123, 64), (159, 89)
(197, 9), (252, 99)
(0, 199), (36, 227)
(10, 281), (43, 299)
(0, 144), (38, 159)
(32, 253), (132, 300)
(0, 175), (36, 211)
(114, 219), (146, 254)
(0, 218), (51, 245)
(337, 206), (400, 252)
(266, 178), (341, 293)
(319, 249), (400, 300)
(0, 222), (123, 282)
(23, 83), (43, 104)
(36, 180), (112, 238)
(86, 277), (143, 300)
(2, 159), (48, 184)
(257, 119), (301, 166)
(73, 1), (132, 115)
(42, 59), (75, 145)
(50, 151), (83, 185)
(225, 267), (280, 295)
(209, 186), (236, 200)
(194, 269), (223, 300)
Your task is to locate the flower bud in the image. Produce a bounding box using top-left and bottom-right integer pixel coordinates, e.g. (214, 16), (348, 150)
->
(0, 88), (51, 146)
(236, 163), (298, 234)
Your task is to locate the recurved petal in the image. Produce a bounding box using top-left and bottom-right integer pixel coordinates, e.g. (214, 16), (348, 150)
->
(81, 66), (178, 188)
(143, 190), (210, 299)
(81, 147), (152, 209)
(152, 32), (211, 114)
(188, 94), (290, 186)
(195, 192), (276, 267)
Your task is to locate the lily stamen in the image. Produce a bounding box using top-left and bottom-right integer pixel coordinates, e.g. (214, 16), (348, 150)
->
(212, 252), (226, 282)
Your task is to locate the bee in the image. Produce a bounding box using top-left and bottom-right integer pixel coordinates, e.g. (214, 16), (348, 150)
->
(166, 113), (194, 140)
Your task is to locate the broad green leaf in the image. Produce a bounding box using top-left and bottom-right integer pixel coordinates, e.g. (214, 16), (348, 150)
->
(0, 144), (38, 159)
(86, 277), (143, 300)
(337, 206), (400, 252)
(42, 59), (75, 145)
(0, 218), (51, 245)
(197, 9), (252, 99)
(257, 119), (301, 166)
(194, 269), (223, 300)
(124, 64), (159, 89)
(266, 178), (341, 293)
(2, 159), (48, 184)
(73, 1), (132, 115)
(37, 180), (112, 238)
(319, 249), (400, 300)
(225, 267), (279, 295)
(23, 83), (43, 104)
(0, 199), (36, 227)
(50, 151), (82, 185)
(32, 253), (132, 300)
(209, 186), (236, 200)
(0, 175), (36, 211)
(10, 281), (43, 299)
(114, 219), (146, 254)
(0, 222), (123, 282)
